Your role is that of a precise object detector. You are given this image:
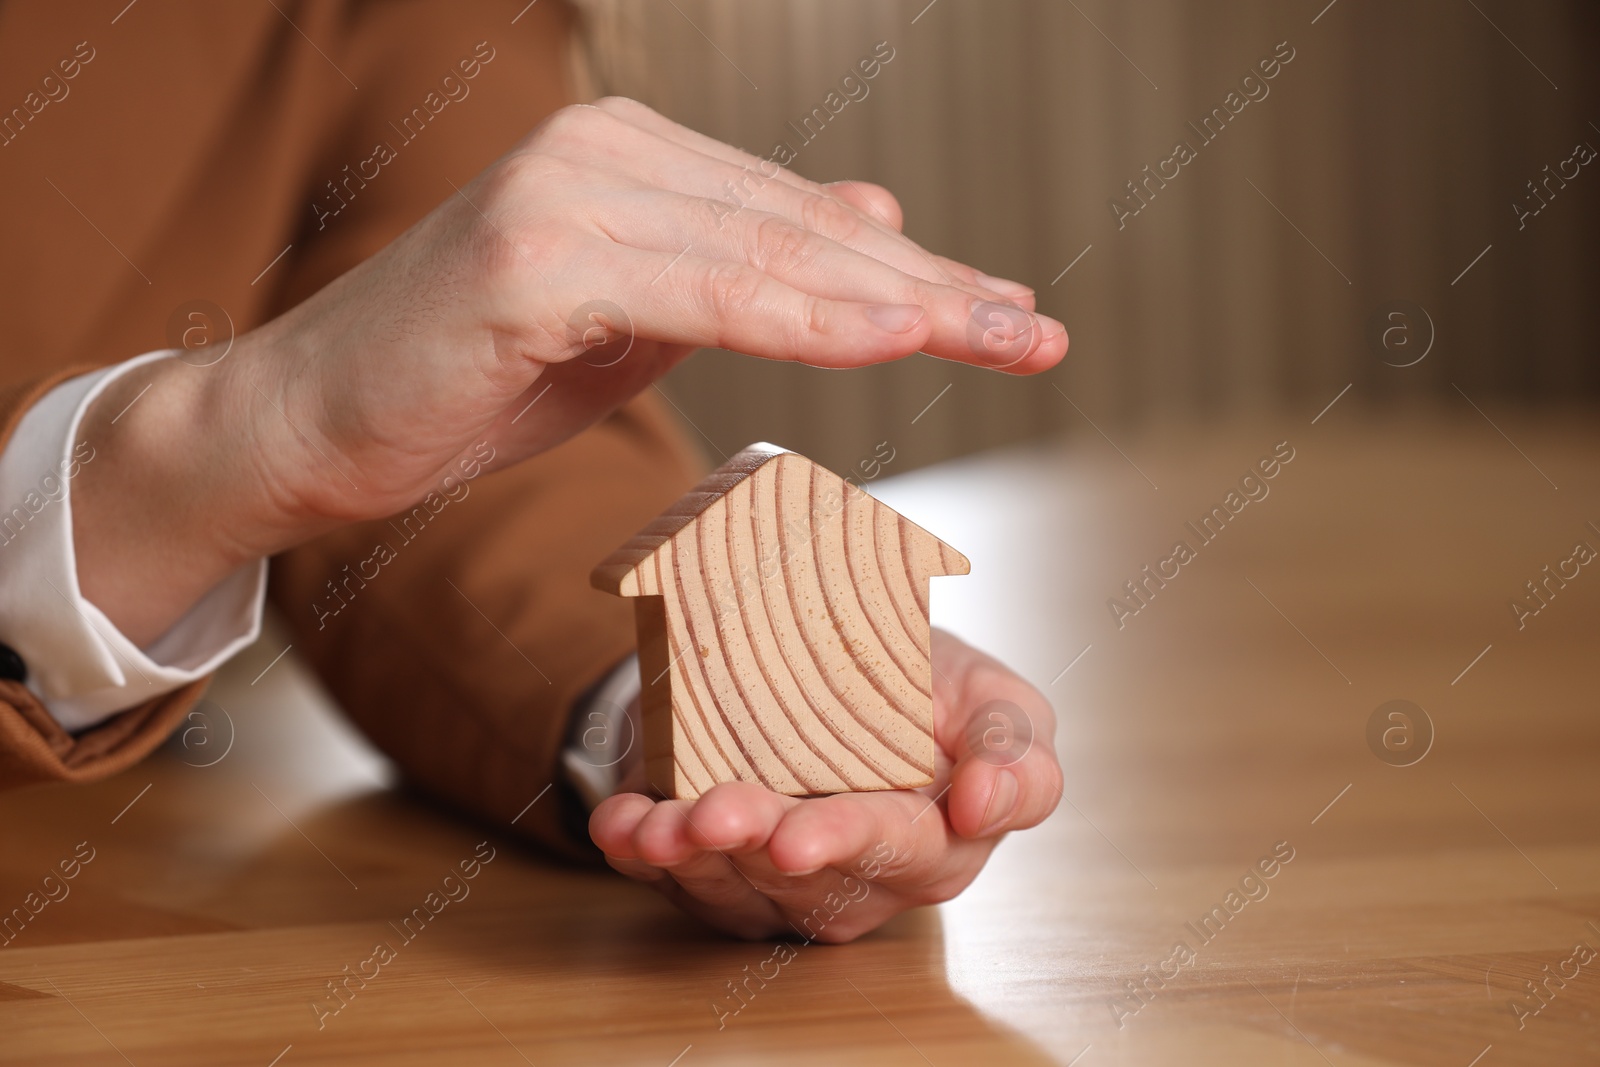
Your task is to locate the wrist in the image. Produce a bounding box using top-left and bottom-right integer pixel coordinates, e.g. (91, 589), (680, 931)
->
(71, 349), (320, 646)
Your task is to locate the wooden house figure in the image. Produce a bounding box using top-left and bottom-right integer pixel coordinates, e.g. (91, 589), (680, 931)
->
(592, 443), (970, 800)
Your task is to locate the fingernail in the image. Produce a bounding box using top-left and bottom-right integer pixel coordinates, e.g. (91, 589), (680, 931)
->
(980, 769), (1019, 835)
(865, 303), (926, 333)
(975, 272), (1034, 301)
(1035, 314), (1067, 339)
(781, 854), (826, 877)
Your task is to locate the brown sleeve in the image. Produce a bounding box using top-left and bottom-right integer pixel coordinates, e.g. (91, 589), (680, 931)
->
(0, 369), (212, 789)
(270, 400), (701, 863)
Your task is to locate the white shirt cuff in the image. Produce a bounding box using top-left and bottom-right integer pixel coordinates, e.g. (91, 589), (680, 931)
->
(561, 653), (640, 809)
(0, 352), (267, 732)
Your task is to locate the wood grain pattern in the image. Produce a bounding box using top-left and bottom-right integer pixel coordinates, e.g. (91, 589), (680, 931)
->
(594, 444), (969, 799)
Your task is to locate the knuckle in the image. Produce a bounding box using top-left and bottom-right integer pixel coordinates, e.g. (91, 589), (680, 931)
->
(700, 262), (765, 323)
(873, 191), (906, 229)
(908, 278), (950, 311)
(486, 145), (567, 203)
(868, 842), (917, 884)
(859, 180), (904, 217)
(797, 191), (862, 242)
(594, 95), (655, 120)
(798, 293), (831, 341)
(932, 254), (979, 286)
(477, 213), (556, 285)
(531, 102), (609, 149)
(750, 215), (822, 275)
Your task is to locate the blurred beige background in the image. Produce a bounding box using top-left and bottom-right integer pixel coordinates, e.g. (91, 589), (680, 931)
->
(573, 0), (1599, 475)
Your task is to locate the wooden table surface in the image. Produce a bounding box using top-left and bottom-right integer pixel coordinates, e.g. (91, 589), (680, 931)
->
(3, 411), (1598, 1066)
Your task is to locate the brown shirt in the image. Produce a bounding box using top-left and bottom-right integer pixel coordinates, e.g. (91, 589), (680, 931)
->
(0, 0), (700, 860)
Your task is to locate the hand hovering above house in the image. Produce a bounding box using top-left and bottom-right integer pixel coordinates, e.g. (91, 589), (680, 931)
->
(73, 97), (1064, 652)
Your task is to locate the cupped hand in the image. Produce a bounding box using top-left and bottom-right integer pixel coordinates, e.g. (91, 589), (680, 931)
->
(589, 630), (1061, 942)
